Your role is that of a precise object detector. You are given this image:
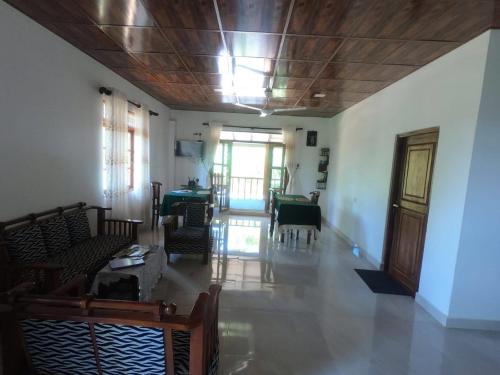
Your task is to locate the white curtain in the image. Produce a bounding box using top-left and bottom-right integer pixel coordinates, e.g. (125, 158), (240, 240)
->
(129, 104), (151, 225)
(103, 91), (151, 223)
(103, 91), (130, 216)
(165, 120), (177, 191)
(283, 126), (297, 194)
(202, 121), (223, 186)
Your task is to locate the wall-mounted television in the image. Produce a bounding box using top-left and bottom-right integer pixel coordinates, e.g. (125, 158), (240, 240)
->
(175, 140), (204, 158)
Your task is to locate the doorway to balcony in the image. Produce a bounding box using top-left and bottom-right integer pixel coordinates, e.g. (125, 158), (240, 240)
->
(213, 128), (285, 213)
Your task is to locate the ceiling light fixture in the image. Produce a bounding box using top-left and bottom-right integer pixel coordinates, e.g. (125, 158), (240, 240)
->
(313, 93), (326, 98)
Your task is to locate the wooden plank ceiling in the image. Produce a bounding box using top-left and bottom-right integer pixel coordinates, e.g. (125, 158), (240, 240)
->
(5, 0), (497, 118)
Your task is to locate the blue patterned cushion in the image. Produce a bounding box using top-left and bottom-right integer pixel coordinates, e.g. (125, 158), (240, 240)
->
(94, 323), (165, 374)
(186, 204), (206, 227)
(4, 224), (47, 264)
(39, 216), (72, 257)
(173, 330), (219, 375)
(51, 235), (131, 284)
(64, 209), (91, 244)
(20, 319), (98, 375)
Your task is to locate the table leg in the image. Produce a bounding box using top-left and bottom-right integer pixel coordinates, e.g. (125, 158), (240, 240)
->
(280, 232), (284, 243)
(307, 231), (311, 244)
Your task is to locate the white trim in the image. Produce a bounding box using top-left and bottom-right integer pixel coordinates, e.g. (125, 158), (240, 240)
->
(415, 293), (448, 326)
(329, 223), (382, 269)
(446, 318), (500, 331)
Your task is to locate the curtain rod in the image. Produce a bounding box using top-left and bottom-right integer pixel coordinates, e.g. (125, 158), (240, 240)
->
(202, 122), (282, 131)
(99, 87), (159, 117)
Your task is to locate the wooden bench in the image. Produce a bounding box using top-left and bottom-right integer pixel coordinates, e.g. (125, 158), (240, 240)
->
(1, 282), (221, 375)
(0, 202), (142, 293)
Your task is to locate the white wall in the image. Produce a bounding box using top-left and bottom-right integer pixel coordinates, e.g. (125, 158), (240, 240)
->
(0, 2), (172, 221)
(325, 32), (490, 320)
(448, 31), (500, 326)
(169, 110), (331, 214)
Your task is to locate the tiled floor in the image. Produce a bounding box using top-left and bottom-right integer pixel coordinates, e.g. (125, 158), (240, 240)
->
(143, 214), (500, 375)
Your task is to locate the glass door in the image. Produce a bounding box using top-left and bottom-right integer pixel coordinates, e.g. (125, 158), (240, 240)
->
(265, 144), (285, 212)
(214, 142), (232, 211)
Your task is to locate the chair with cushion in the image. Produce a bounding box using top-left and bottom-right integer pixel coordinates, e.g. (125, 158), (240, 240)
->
(151, 181), (163, 230)
(1, 282), (221, 375)
(163, 202), (211, 265)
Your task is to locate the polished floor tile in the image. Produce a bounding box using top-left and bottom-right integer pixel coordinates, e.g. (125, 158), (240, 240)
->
(143, 215), (500, 375)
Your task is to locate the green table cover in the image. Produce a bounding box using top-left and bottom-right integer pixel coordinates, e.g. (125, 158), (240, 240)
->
(274, 194), (322, 231)
(159, 189), (210, 216)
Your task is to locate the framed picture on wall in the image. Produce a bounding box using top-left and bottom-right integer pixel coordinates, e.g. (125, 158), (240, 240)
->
(307, 131), (317, 147)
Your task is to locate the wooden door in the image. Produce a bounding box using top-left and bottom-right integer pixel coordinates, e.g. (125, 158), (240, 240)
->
(386, 130), (438, 294)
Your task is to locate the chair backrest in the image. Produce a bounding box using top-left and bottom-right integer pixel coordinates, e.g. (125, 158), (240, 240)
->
(309, 191), (321, 205)
(185, 203), (208, 227)
(7, 285), (222, 375)
(151, 181), (162, 204)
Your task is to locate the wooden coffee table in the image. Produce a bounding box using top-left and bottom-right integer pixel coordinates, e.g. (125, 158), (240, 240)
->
(90, 245), (167, 301)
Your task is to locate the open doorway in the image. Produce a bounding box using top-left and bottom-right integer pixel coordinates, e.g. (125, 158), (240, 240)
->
(213, 128), (285, 213)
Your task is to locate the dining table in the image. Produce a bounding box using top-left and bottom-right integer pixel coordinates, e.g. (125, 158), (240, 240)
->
(159, 188), (211, 216)
(270, 193), (322, 243)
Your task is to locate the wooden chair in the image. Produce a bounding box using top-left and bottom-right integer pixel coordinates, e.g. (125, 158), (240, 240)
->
(294, 191), (321, 242)
(310, 191), (320, 205)
(163, 202), (212, 264)
(151, 181), (162, 230)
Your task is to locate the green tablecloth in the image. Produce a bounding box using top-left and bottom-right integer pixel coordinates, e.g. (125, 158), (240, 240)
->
(159, 189), (210, 216)
(274, 194), (322, 231)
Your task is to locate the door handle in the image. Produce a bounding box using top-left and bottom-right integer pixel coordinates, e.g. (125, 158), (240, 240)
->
(392, 203), (399, 208)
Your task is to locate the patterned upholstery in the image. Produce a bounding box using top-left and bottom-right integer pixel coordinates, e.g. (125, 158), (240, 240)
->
(51, 235), (130, 284)
(39, 216), (72, 257)
(20, 319), (98, 375)
(173, 330), (219, 375)
(4, 224), (47, 264)
(185, 204), (206, 227)
(94, 323), (166, 374)
(168, 227), (208, 254)
(64, 209), (91, 244)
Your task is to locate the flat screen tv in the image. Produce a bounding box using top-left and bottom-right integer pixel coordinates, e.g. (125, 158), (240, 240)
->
(175, 140), (204, 158)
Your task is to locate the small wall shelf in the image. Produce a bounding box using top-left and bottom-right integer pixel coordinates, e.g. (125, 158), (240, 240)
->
(316, 148), (330, 190)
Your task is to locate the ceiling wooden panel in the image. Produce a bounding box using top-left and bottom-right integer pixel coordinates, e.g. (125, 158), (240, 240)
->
(281, 36), (343, 61)
(76, 0), (154, 26)
(225, 32), (281, 58)
(216, 0), (291, 33)
(101, 26), (172, 53)
(353, 0), (493, 41)
(89, 50), (140, 68)
(132, 53), (186, 71)
(333, 39), (405, 64)
(5, 0), (498, 117)
(275, 60), (324, 78)
(288, 0), (367, 36)
(48, 23), (122, 50)
(142, 0), (219, 29)
(163, 29), (224, 55)
(273, 77), (314, 90)
(321, 63), (417, 81)
(383, 41), (460, 66)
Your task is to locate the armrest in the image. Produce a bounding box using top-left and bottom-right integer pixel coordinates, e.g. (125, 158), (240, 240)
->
(105, 218), (143, 224)
(87, 206), (112, 211)
(102, 218), (142, 242)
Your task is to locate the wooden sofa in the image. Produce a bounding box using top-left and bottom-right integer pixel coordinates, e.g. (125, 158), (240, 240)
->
(0, 202), (142, 293)
(1, 282), (221, 375)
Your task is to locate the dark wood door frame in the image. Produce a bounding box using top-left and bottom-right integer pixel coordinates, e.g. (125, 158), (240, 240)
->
(381, 127), (439, 295)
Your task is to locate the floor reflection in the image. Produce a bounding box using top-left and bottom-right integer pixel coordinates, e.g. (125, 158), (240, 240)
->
(146, 214), (500, 375)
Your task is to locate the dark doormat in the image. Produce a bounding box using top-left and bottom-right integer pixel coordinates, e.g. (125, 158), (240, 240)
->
(355, 269), (412, 296)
